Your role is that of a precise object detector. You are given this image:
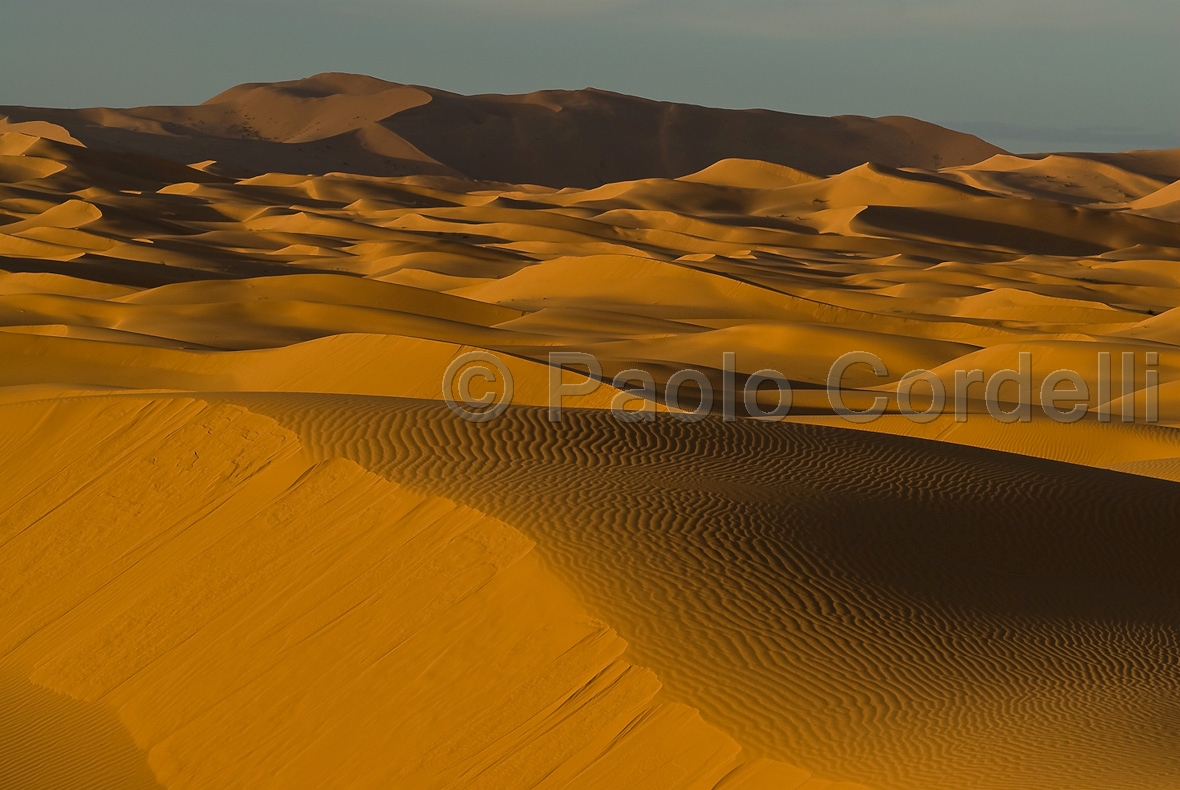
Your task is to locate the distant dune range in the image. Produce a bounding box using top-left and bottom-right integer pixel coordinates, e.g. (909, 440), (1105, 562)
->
(2, 72), (1007, 185)
(2, 74), (1180, 789)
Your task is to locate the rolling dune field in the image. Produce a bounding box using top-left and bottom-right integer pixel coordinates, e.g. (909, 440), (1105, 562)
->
(2, 75), (1179, 789)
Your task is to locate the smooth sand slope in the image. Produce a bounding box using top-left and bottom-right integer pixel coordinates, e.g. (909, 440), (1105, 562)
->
(2, 76), (1180, 790)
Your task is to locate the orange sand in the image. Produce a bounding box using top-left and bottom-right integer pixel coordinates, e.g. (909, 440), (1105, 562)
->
(2, 75), (1180, 790)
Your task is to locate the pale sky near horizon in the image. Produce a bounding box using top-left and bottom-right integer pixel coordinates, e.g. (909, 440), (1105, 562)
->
(1, 0), (1177, 153)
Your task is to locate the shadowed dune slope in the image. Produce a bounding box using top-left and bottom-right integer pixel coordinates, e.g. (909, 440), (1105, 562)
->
(1, 73), (1004, 185)
(0, 395), (856, 790)
(226, 394), (1180, 790)
(0, 670), (162, 790)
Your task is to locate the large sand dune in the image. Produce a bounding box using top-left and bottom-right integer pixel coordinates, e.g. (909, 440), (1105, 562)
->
(2, 73), (1003, 185)
(234, 394), (1180, 790)
(2, 77), (1180, 789)
(0, 396), (847, 790)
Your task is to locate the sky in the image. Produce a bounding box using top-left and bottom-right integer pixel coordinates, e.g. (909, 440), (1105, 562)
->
(1, 0), (1178, 153)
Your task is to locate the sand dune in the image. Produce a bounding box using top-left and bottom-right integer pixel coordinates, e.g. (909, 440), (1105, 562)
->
(216, 395), (1180, 790)
(1, 73), (1003, 185)
(3, 77), (1180, 790)
(6, 390), (1179, 790)
(0, 396), (851, 790)
(946, 154), (1169, 205)
(2, 133), (1177, 469)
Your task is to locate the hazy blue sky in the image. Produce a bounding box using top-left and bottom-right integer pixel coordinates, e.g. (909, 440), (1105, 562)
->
(2, 0), (1177, 153)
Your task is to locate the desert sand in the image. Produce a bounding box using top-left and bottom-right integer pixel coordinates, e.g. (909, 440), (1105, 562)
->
(2, 74), (1179, 790)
